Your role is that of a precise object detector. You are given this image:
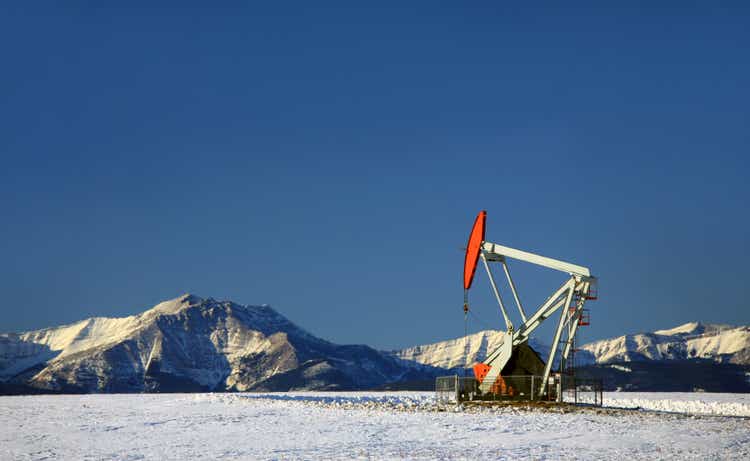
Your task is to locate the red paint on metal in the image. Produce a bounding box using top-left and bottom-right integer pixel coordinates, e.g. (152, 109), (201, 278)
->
(473, 363), (491, 384)
(463, 210), (487, 290)
(473, 364), (513, 395)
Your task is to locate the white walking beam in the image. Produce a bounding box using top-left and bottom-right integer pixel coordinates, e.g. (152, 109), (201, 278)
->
(482, 241), (591, 277)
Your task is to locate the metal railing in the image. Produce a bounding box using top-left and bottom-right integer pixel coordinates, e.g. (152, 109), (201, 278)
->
(561, 376), (603, 406)
(436, 374), (603, 405)
(436, 375), (478, 403)
(436, 374), (558, 403)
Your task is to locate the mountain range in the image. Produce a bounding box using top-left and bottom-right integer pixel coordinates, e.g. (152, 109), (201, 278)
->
(1, 294), (748, 394)
(577, 322), (750, 365)
(394, 322), (750, 368)
(392, 322), (750, 392)
(0, 295), (438, 394)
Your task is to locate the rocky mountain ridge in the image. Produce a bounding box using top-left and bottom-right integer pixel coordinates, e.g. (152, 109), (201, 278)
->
(391, 329), (548, 370)
(0, 294), (438, 393)
(390, 322), (750, 369)
(2, 295), (748, 394)
(576, 322), (750, 365)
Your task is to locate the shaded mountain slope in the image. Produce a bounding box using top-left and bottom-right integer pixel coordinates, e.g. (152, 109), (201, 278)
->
(0, 295), (440, 393)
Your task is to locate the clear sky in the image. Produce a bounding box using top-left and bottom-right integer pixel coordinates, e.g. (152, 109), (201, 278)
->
(1, 2), (748, 349)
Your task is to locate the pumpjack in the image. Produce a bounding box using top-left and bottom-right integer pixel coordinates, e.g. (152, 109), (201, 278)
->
(463, 210), (598, 398)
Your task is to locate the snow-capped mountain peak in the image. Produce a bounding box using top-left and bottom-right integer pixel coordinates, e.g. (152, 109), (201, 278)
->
(3, 295), (748, 395)
(653, 322), (734, 337)
(391, 330), (548, 370)
(390, 322), (750, 371)
(146, 293), (201, 315)
(577, 322), (750, 365)
(0, 294), (435, 393)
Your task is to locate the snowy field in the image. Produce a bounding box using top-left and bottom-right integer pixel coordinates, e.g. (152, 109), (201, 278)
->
(602, 391), (750, 417)
(2, 392), (749, 460)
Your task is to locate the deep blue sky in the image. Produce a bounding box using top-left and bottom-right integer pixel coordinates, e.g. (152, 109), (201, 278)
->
(1, 2), (748, 349)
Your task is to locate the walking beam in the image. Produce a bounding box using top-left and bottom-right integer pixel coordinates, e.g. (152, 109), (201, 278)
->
(482, 241), (591, 277)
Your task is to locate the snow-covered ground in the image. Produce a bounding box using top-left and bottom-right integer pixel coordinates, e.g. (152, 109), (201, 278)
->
(603, 391), (750, 417)
(2, 392), (749, 460)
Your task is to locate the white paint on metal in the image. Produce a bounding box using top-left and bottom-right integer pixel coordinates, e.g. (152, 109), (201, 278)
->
(512, 278), (574, 347)
(482, 241), (591, 277)
(479, 331), (513, 393)
(480, 253), (513, 332)
(539, 285), (576, 398)
(501, 260), (527, 322)
(472, 234), (598, 398)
